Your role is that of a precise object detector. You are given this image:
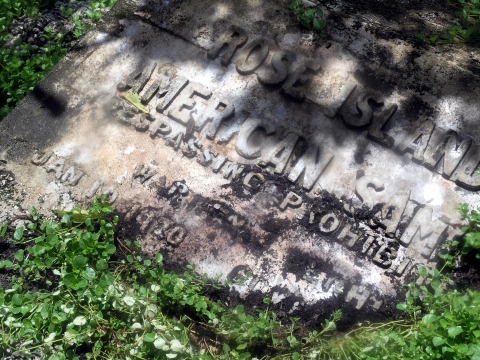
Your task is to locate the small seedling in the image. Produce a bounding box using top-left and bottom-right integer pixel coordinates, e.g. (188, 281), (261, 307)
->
(288, 0), (326, 38)
(421, 0), (480, 44)
(60, 6), (73, 18)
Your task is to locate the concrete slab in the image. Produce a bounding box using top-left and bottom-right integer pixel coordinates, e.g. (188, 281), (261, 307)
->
(1, 0), (479, 325)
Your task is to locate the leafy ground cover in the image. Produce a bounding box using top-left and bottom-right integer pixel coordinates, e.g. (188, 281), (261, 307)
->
(0, 0), (116, 121)
(416, 0), (480, 43)
(288, 0), (326, 39)
(0, 199), (479, 359)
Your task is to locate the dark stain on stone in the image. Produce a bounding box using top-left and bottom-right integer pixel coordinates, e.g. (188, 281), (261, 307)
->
(0, 80), (73, 162)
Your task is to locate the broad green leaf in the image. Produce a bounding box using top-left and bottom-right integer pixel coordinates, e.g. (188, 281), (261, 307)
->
(143, 333), (156, 342)
(121, 90), (149, 114)
(418, 266), (428, 277)
(106, 244), (116, 255)
(84, 267), (96, 280)
(44, 332), (56, 343)
(431, 280), (441, 290)
(12, 294), (22, 306)
(155, 253), (163, 264)
(123, 296), (135, 306)
(305, 9), (315, 17)
(14, 226), (24, 240)
(99, 272), (114, 288)
(170, 340), (183, 352)
(154, 337), (166, 349)
(396, 303), (407, 310)
(72, 255), (87, 269)
(432, 336), (445, 346)
(145, 304), (157, 318)
(237, 343), (247, 350)
(422, 314), (437, 325)
(14, 249), (24, 262)
(63, 274), (80, 289)
(60, 303), (74, 314)
(96, 259), (108, 271)
(0, 260), (13, 269)
(448, 326), (463, 338)
(73, 316), (87, 326)
(47, 234), (59, 246)
(455, 343), (469, 354)
(131, 322), (142, 330)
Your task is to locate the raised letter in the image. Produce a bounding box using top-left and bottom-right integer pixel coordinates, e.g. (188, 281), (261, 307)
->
(85, 180), (103, 199)
(32, 151), (52, 165)
(396, 121), (435, 161)
(279, 191), (303, 211)
(400, 206), (447, 258)
(61, 166), (85, 186)
(325, 80), (357, 118)
(140, 73), (171, 103)
(287, 144), (333, 191)
(212, 110), (249, 145)
(281, 59), (320, 101)
(168, 182), (189, 196)
(228, 215), (246, 228)
(258, 133), (299, 174)
(236, 118), (275, 159)
(133, 164), (157, 184)
(318, 212), (340, 234)
(422, 129), (471, 177)
(207, 25), (248, 66)
(355, 176), (385, 209)
(243, 172), (265, 190)
(123, 59), (156, 93)
(337, 224), (360, 248)
(198, 99), (235, 132)
(236, 38), (269, 75)
(367, 104), (397, 148)
(379, 191), (410, 237)
(156, 77), (189, 113)
(46, 159), (65, 179)
(451, 144), (480, 190)
(182, 139), (202, 158)
(222, 162), (245, 180)
(341, 92), (384, 128)
(104, 187), (118, 203)
(149, 118), (172, 138)
(393, 258), (411, 276)
(361, 236), (375, 254)
(197, 149), (216, 167)
(165, 132), (184, 151)
(168, 83), (212, 125)
(256, 50), (296, 85)
(211, 156), (228, 173)
(345, 285), (370, 309)
(373, 244), (397, 268)
(166, 227), (187, 246)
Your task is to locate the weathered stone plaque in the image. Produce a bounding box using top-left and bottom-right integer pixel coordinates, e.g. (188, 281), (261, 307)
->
(2, 0), (480, 326)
